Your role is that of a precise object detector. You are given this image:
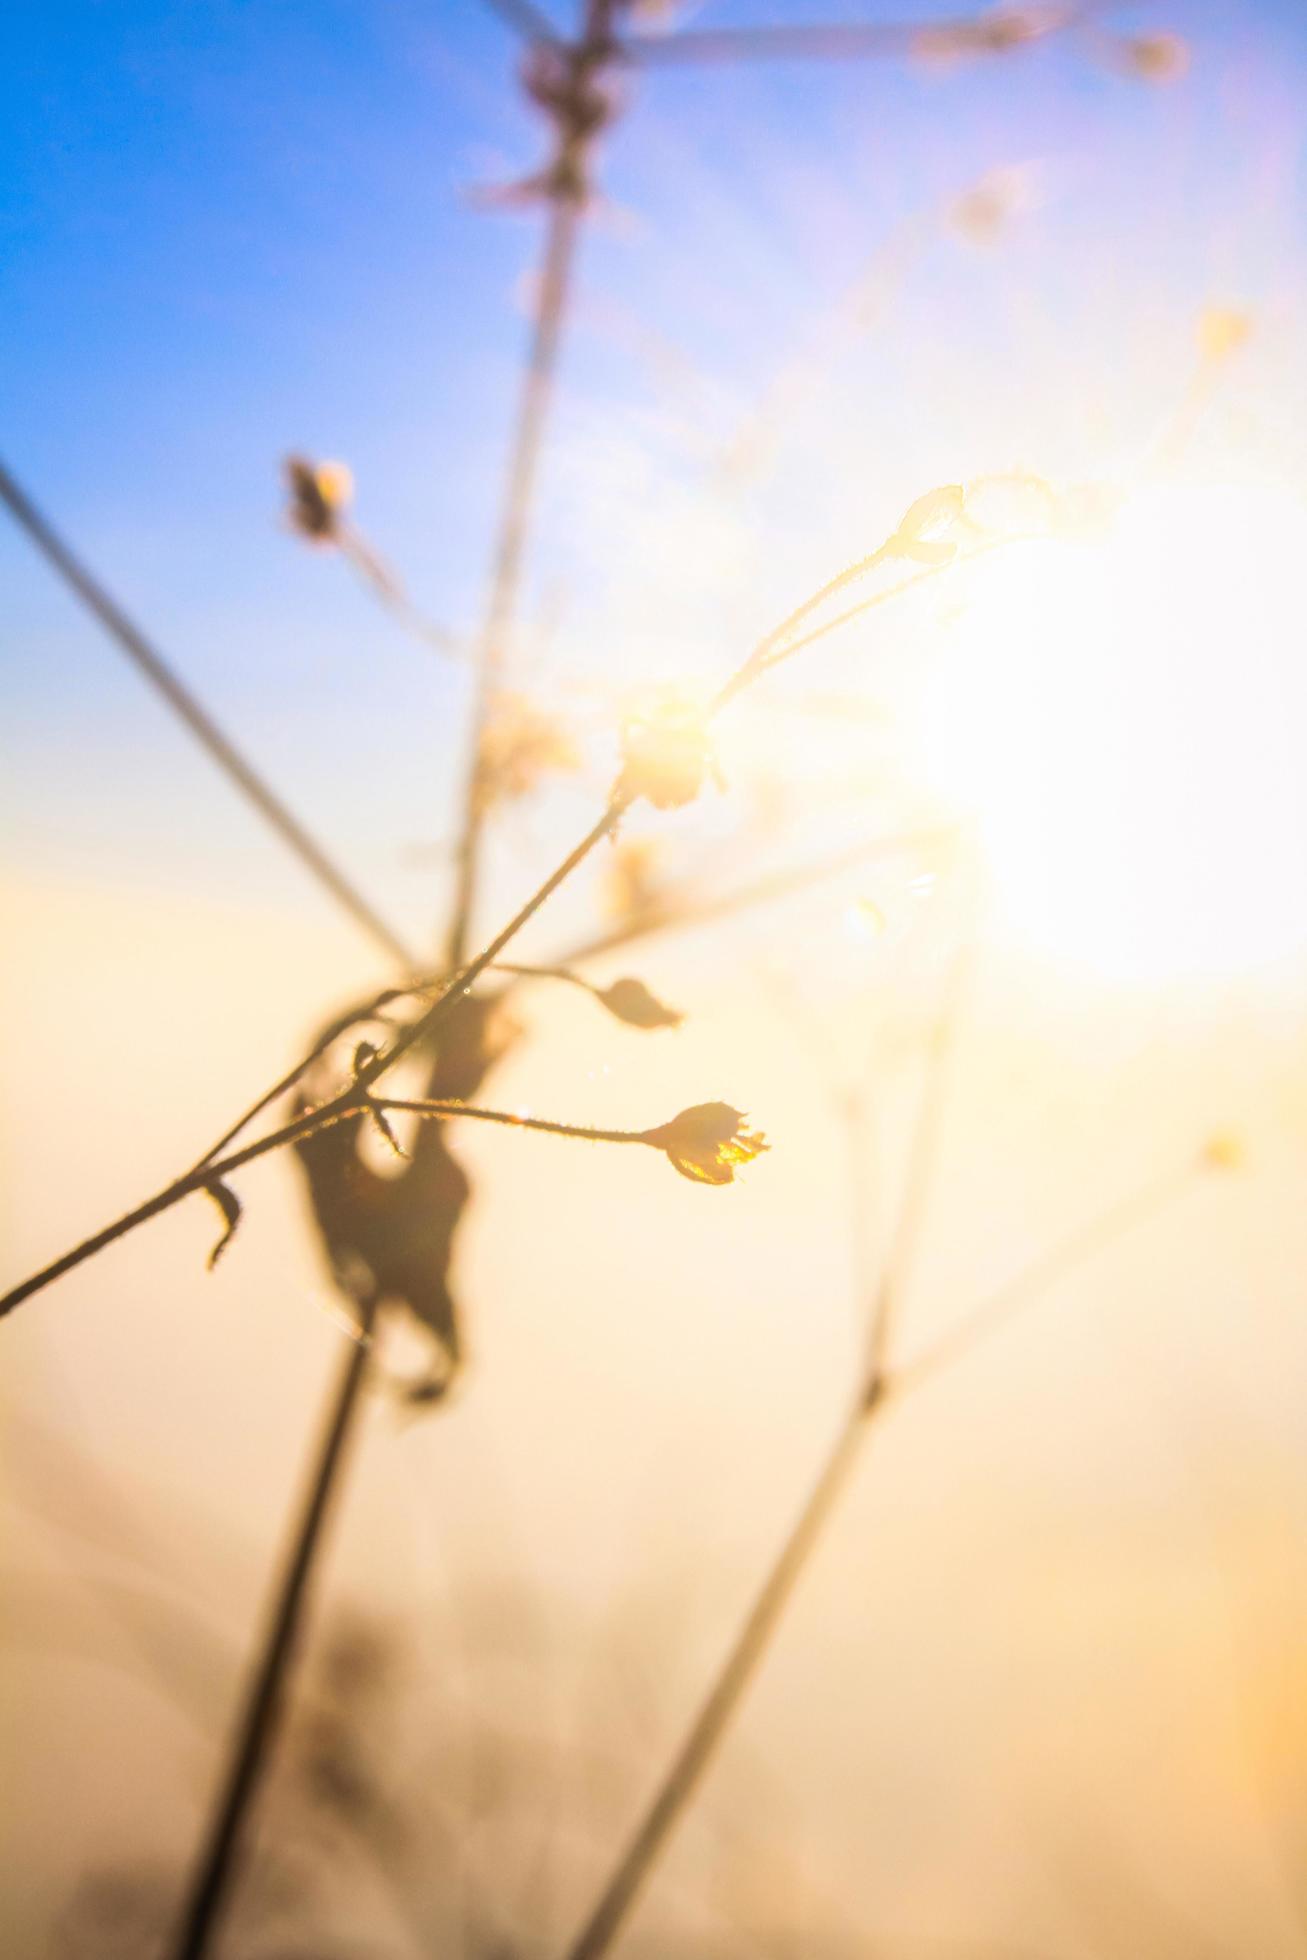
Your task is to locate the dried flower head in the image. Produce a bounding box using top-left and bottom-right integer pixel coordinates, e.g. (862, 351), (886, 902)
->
(642, 1102), (769, 1185)
(476, 692), (580, 809)
(947, 168), (1029, 246)
(1198, 306), (1253, 364)
(1117, 32), (1190, 82)
(1201, 1133), (1244, 1173)
(285, 455), (354, 542)
(618, 694), (717, 810)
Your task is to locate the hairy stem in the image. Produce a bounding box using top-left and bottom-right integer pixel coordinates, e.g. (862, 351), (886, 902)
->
(2, 497), (1043, 1323)
(167, 1302), (379, 1960)
(564, 1137), (1198, 1959)
(564, 876), (974, 1956)
(0, 458), (417, 969)
(447, 192), (584, 969)
(0, 1068), (650, 1319)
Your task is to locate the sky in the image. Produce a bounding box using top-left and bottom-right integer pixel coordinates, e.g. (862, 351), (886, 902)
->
(4, 0), (1307, 937)
(4, 4), (1307, 1956)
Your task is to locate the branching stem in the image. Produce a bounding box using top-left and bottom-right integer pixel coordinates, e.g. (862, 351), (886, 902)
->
(1, 507), (1037, 1322)
(0, 1079), (653, 1319)
(167, 1300), (379, 1960)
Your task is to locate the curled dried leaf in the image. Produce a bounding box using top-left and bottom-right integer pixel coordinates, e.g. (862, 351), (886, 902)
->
(285, 455), (353, 543)
(204, 1180), (243, 1269)
(641, 1101), (769, 1185)
(598, 976), (683, 1030)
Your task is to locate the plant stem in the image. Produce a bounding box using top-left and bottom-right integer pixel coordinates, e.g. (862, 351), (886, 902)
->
(563, 1016), (1205, 1960)
(0, 1071), (659, 1319)
(379, 1098), (651, 1147)
(563, 1150), (1196, 1960)
(566, 1403), (868, 1960)
(563, 873), (975, 1958)
(893, 1165), (1194, 1394)
(167, 1302), (378, 1960)
(0, 458), (416, 970)
(446, 191), (584, 969)
(0, 503), (1046, 1324)
(340, 528), (459, 657)
(558, 827), (954, 965)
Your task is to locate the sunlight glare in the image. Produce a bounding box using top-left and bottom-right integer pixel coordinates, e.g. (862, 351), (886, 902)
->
(915, 484), (1307, 980)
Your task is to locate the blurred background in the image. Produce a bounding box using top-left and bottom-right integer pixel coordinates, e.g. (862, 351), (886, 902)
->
(3, 1), (1307, 1954)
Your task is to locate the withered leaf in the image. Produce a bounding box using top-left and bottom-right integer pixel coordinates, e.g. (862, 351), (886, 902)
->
(204, 1180), (243, 1270)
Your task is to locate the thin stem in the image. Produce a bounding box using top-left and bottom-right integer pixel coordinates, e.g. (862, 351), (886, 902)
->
(378, 1098), (652, 1147)
(167, 1301), (379, 1960)
(194, 980), (418, 1168)
(558, 827), (954, 966)
(863, 868), (976, 1393)
(0, 1102), (360, 1319)
(339, 529), (460, 658)
(711, 543), (891, 713)
(890, 1164), (1195, 1396)
(566, 1414), (868, 1960)
(0, 458), (417, 970)
(564, 873), (975, 1957)
(492, 959), (592, 988)
(717, 533), (1034, 709)
(0, 1060), (645, 1319)
(622, 9), (1073, 65)
(447, 192), (584, 969)
(564, 1148), (1202, 1959)
(1, 495), (1052, 1323)
(209, 831), (951, 1182)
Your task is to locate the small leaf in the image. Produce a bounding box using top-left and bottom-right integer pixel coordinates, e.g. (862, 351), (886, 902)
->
(598, 977), (684, 1031)
(204, 1181), (243, 1269)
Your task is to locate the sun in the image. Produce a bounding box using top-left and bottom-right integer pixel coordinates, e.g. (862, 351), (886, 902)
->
(914, 482), (1307, 982)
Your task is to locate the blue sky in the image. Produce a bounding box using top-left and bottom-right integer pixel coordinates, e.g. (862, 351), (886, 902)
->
(3, 0), (1306, 941)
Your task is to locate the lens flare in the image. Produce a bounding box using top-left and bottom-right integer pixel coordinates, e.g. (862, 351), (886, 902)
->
(915, 484), (1307, 980)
